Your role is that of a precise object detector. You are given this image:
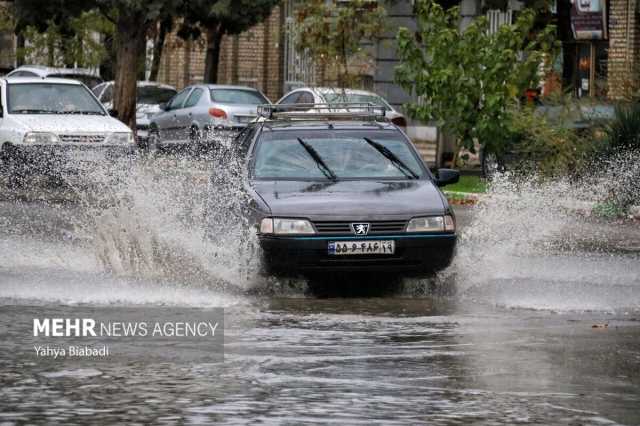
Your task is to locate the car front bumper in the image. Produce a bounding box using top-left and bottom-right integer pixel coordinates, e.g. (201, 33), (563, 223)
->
(259, 233), (456, 277)
(1, 143), (134, 173)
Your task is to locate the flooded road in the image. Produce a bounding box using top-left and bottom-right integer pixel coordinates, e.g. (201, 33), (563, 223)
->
(1, 157), (639, 425)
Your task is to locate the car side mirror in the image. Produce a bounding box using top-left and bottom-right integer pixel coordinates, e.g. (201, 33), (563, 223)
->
(436, 168), (459, 187)
(108, 108), (118, 117)
(159, 102), (167, 111)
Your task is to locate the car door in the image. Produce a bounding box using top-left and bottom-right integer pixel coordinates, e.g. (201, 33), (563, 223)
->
(156, 87), (192, 141)
(180, 87), (205, 136)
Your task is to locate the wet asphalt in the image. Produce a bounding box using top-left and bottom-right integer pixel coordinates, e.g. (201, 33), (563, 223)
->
(0, 157), (639, 425)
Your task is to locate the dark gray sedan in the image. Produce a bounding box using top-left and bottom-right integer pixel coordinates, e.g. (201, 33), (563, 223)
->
(228, 107), (460, 278)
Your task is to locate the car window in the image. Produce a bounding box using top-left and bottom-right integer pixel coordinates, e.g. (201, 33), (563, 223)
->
(322, 92), (391, 111)
(137, 86), (177, 105)
(184, 88), (204, 108)
(10, 70), (37, 77)
(253, 130), (424, 180)
(234, 124), (258, 157)
(278, 92), (300, 104)
(210, 89), (268, 105)
(92, 83), (106, 98)
(296, 91), (315, 104)
(50, 73), (103, 89)
(167, 88), (191, 110)
(99, 84), (113, 103)
(7, 82), (105, 115)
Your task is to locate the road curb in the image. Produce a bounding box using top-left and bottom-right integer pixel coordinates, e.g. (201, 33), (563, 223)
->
(444, 191), (481, 206)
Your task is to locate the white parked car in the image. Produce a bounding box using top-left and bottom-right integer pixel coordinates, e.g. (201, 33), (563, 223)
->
(7, 65), (104, 89)
(0, 77), (134, 186)
(276, 87), (407, 129)
(92, 81), (177, 147)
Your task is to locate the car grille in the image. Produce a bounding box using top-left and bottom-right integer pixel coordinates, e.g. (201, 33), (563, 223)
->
(312, 220), (407, 235)
(59, 134), (106, 144)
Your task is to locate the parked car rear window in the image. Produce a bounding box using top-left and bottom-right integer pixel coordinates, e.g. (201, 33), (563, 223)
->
(7, 83), (105, 115)
(253, 130), (424, 180)
(50, 73), (103, 89)
(138, 86), (177, 105)
(210, 89), (268, 105)
(323, 92), (392, 111)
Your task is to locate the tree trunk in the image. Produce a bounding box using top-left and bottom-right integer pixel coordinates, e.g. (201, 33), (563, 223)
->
(16, 34), (25, 66)
(203, 24), (224, 84)
(149, 18), (170, 81)
(114, 13), (148, 132)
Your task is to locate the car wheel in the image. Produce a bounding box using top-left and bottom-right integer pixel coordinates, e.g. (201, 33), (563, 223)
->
(147, 128), (160, 156)
(189, 125), (201, 144)
(480, 148), (502, 180)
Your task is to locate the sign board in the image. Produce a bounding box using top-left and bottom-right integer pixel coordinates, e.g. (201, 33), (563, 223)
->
(571, 0), (607, 40)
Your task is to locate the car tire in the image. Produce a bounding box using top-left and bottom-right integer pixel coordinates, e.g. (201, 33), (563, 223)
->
(189, 125), (201, 144)
(480, 147), (503, 180)
(147, 128), (160, 156)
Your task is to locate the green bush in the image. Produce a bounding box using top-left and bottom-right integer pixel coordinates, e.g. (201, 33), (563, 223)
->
(603, 104), (640, 153)
(496, 106), (597, 177)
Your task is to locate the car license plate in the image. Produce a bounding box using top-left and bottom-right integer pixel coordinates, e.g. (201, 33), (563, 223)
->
(328, 240), (395, 255)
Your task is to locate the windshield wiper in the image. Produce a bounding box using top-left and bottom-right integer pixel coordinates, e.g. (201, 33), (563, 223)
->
(362, 137), (419, 179)
(296, 137), (337, 181)
(59, 110), (105, 115)
(10, 108), (57, 114)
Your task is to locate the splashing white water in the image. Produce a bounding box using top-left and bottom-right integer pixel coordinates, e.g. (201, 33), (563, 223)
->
(449, 150), (640, 312)
(28, 145), (261, 293)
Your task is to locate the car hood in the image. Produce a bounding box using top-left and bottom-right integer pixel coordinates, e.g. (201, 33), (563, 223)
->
(252, 179), (446, 219)
(10, 114), (131, 133)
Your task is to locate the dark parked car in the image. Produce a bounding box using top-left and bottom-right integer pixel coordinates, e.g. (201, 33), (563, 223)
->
(226, 105), (459, 278)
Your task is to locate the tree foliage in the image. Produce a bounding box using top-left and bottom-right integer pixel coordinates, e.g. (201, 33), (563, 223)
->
(294, 0), (386, 88)
(395, 0), (557, 162)
(16, 11), (113, 68)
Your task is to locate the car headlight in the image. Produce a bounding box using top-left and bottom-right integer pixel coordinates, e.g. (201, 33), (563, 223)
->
(406, 215), (455, 232)
(260, 218), (315, 235)
(105, 132), (134, 145)
(23, 132), (60, 144)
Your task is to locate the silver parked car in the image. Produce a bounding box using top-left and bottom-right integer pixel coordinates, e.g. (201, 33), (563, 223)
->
(7, 65), (103, 89)
(148, 84), (270, 149)
(276, 87), (407, 129)
(92, 81), (177, 147)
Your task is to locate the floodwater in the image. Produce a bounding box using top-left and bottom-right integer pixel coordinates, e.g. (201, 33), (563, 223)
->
(1, 155), (639, 425)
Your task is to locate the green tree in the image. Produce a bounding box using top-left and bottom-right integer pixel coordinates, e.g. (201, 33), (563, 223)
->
(395, 0), (557, 165)
(180, 0), (280, 84)
(294, 0), (386, 88)
(14, 0), (184, 130)
(16, 11), (113, 68)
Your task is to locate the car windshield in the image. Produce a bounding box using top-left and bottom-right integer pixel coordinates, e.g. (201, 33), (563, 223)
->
(210, 89), (268, 105)
(322, 92), (391, 111)
(7, 83), (105, 115)
(253, 130), (423, 180)
(137, 86), (177, 105)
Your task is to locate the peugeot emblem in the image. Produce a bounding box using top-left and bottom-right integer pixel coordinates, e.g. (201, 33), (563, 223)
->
(351, 223), (370, 236)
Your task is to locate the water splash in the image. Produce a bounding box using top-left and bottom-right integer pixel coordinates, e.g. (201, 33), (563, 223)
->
(69, 150), (263, 288)
(449, 150), (640, 312)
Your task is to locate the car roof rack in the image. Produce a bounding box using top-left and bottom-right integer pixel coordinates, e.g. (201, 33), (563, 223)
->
(257, 103), (387, 122)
